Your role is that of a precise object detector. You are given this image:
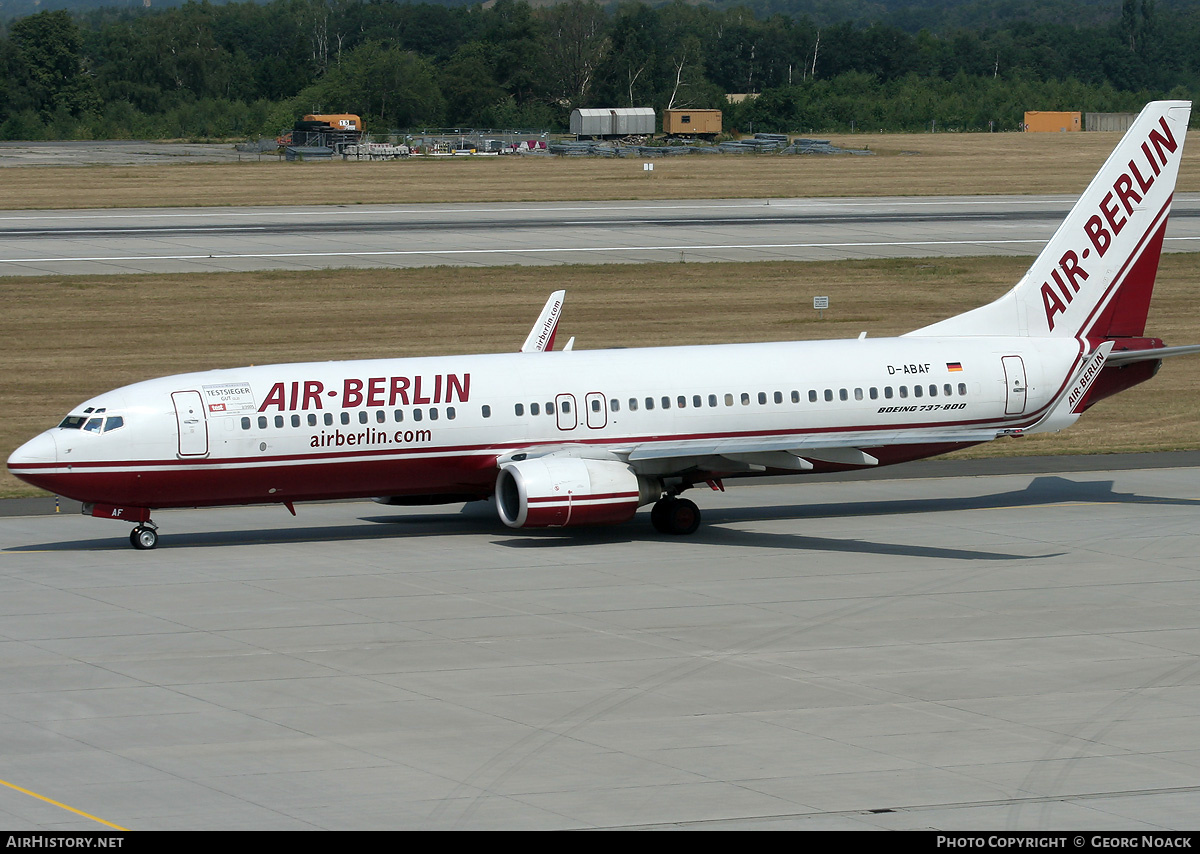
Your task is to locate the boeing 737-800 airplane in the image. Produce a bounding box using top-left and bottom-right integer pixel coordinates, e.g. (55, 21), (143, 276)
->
(8, 101), (1200, 549)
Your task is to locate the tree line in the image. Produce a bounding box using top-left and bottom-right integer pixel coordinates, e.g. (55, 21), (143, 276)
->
(0, 0), (1196, 141)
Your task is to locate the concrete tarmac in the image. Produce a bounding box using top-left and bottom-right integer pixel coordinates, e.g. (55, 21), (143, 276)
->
(1, 462), (1198, 829)
(4, 194), (1200, 276)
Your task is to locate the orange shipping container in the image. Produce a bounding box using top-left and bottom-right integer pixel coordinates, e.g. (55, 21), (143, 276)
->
(1023, 111), (1081, 132)
(664, 109), (722, 135)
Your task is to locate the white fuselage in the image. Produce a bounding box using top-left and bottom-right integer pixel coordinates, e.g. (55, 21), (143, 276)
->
(8, 335), (1083, 511)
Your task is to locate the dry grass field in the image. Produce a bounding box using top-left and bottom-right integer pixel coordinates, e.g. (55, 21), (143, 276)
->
(5, 131), (1200, 209)
(3, 254), (1199, 498)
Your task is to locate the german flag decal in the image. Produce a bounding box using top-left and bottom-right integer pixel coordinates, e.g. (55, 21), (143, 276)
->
(947, 362), (963, 372)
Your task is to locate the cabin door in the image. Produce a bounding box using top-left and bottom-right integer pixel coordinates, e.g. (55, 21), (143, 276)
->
(172, 390), (209, 457)
(1001, 356), (1028, 415)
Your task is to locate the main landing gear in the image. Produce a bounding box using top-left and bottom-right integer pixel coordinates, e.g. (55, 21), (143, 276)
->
(129, 523), (158, 550)
(650, 496), (701, 535)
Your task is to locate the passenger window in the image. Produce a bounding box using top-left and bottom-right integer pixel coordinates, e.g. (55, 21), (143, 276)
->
(325, 413), (333, 426)
(530, 402), (540, 416)
(611, 399), (620, 412)
(394, 410), (403, 422)
(884, 387), (894, 399)
(645, 397), (654, 410)
(429, 408), (438, 421)
(790, 390), (799, 403)
(594, 399), (604, 412)
(725, 394), (734, 407)
(958, 383), (967, 395)
(258, 416), (268, 429)
(629, 398), (638, 411)
(447, 407), (456, 420)
(854, 388), (863, 401)
(291, 414), (300, 427)
(914, 385), (923, 398)
(275, 415), (284, 428)
(482, 405), (492, 418)
(693, 395), (702, 408)
(899, 386), (909, 399)
(241, 417), (251, 430)
(929, 385), (937, 397)
(413, 409), (423, 421)
(661, 397), (670, 409)
(824, 389), (833, 402)
(741, 393), (750, 406)
(944, 384), (952, 396)
(515, 403), (524, 416)
(808, 390), (817, 403)
(545, 402), (553, 415)
(341, 412), (350, 425)
(758, 392), (767, 405)
(708, 394), (717, 407)
(307, 414), (317, 426)
(358, 411), (368, 424)
(376, 410), (386, 423)
(869, 388), (878, 400)
(839, 389), (848, 401)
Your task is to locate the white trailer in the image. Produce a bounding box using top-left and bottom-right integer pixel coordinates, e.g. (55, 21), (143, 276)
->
(570, 107), (655, 139)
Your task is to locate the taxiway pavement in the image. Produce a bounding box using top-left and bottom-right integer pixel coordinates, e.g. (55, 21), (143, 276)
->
(2, 462), (1198, 829)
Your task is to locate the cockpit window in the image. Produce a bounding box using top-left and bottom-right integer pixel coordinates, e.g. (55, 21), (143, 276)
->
(61, 414), (125, 432)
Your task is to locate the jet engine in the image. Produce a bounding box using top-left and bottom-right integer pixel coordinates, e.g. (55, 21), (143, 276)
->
(495, 457), (660, 528)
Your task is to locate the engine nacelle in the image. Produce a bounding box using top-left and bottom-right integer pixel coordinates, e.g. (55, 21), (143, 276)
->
(495, 457), (660, 528)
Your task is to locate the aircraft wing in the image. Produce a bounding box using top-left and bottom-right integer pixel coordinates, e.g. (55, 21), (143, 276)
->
(624, 427), (1008, 467)
(520, 290), (566, 353)
(1106, 343), (1200, 365)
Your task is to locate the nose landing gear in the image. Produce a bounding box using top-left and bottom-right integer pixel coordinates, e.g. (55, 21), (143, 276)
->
(130, 523), (158, 550)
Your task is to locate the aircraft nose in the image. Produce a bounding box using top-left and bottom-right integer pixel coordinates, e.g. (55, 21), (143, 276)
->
(7, 431), (58, 469)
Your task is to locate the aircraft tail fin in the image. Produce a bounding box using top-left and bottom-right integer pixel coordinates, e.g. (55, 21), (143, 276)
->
(908, 100), (1191, 344)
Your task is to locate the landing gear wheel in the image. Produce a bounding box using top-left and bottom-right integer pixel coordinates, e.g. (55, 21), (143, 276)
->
(651, 497), (701, 535)
(130, 526), (158, 550)
(651, 498), (672, 533)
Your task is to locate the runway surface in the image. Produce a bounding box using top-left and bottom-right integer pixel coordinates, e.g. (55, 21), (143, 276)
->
(2, 462), (1199, 830)
(4, 194), (1200, 276)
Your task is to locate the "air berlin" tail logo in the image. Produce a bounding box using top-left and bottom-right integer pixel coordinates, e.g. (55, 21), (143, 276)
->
(1041, 115), (1178, 332)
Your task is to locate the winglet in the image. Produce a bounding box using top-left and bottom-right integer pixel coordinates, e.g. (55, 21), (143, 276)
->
(520, 290), (566, 353)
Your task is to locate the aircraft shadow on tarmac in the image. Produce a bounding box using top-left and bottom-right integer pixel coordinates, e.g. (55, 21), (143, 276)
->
(711, 475), (1200, 522)
(10, 476), (1196, 555)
